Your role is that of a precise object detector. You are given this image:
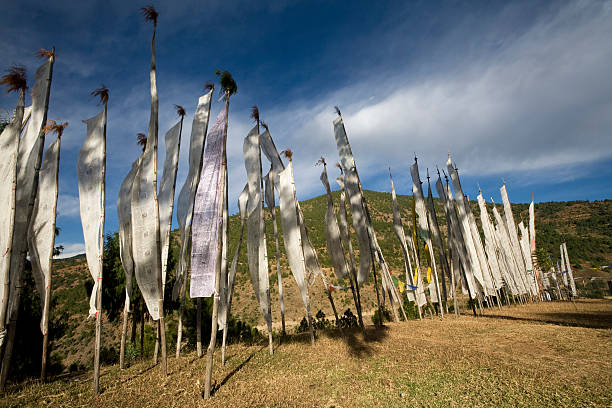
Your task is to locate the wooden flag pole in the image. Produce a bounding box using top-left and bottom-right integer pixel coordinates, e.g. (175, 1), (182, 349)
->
(333, 110), (384, 326)
(335, 165), (365, 330)
(204, 164), (226, 398)
(268, 182), (286, 337)
(40, 126), (63, 381)
(252, 108), (274, 355)
(93, 94), (107, 395)
(154, 106), (184, 363)
(204, 74), (234, 398)
(0, 49), (55, 392)
(0, 71), (26, 382)
(119, 294), (129, 369)
(283, 152), (316, 345)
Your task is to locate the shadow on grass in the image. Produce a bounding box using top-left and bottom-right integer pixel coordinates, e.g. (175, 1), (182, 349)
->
(211, 345), (266, 397)
(276, 324), (390, 358)
(342, 325), (390, 358)
(480, 312), (612, 329)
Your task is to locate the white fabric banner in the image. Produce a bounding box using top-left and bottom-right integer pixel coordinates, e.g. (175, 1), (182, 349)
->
(492, 205), (527, 295)
(264, 171), (275, 211)
(500, 185), (530, 295)
(410, 162), (441, 303)
(297, 200), (323, 284)
(260, 129), (284, 176)
(446, 157), (487, 295)
(159, 120), (182, 292)
(77, 109), (105, 317)
(320, 166), (348, 280)
(529, 201), (536, 252)
(190, 106), (227, 298)
(28, 138), (60, 333)
(8, 60), (52, 322)
(217, 174), (228, 329)
(519, 221), (537, 294)
(117, 157), (140, 312)
(21, 105), (32, 129)
(278, 164), (309, 308)
(243, 126), (271, 322)
(468, 208), (495, 294)
(426, 180), (450, 301)
(389, 171), (417, 302)
(131, 132), (162, 319)
(333, 116), (371, 284)
(562, 243), (577, 296)
(476, 193), (504, 290)
(435, 176), (477, 298)
(0, 92), (24, 333)
(173, 91), (212, 299)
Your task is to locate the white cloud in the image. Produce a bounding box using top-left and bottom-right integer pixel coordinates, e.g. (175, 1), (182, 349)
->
(215, 1), (612, 203)
(55, 242), (85, 259)
(57, 194), (80, 217)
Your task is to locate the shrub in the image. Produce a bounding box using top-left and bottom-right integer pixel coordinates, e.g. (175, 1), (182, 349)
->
(338, 308), (358, 329)
(372, 308), (392, 326)
(125, 342), (140, 361)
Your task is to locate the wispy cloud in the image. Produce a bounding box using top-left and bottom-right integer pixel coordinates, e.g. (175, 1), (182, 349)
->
(57, 194), (80, 217)
(55, 242), (84, 259)
(221, 1), (612, 202)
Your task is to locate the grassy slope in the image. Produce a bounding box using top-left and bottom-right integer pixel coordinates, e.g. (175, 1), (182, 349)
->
(44, 192), (612, 369)
(3, 299), (611, 407)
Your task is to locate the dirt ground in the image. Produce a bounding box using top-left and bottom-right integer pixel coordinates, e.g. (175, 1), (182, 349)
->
(1, 299), (610, 407)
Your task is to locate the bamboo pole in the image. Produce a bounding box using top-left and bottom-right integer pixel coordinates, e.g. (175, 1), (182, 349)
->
(93, 100), (107, 395)
(139, 298), (144, 357)
(176, 279), (186, 358)
(176, 229), (193, 358)
(0, 90), (25, 387)
(204, 91), (231, 400)
(318, 266), (343, 332)
(253, 112), (274, 356)
(148, 10), (167, 377)
(196, 298), (202, 357)
(284, 155), (315, 345)
(41, 134), (61, 381)
(119, 295), (129, 369)
(426, 172), (449, 315)
(153, 323), (160, 365)
(177, 90), (213, 358)
(334, 112), (384, 326)
(204, 195), (223, 398)
(130, 298), (136, 343)
(336, 168), (365, 330)
(1, 51), (54, 391)
(222, 197), (246, 365)
(0, 88), (25, 354)
(154, 112), (183, 364)
(269, 194), (286, 337)
(219, 158), (229, 364)
(443, 172), (477, 317)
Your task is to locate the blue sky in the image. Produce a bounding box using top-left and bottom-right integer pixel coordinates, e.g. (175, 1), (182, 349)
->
(1, 0), (611, 257)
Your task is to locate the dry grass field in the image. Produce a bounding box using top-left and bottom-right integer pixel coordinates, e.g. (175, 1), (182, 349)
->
(1, 299), (610, 407)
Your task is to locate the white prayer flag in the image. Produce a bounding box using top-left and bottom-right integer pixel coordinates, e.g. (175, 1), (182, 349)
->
(173, 91), (212, 300)
(190, 106), (227, 298)
(243, 126), (271, 322)
(117, 157), (140, 312)
(8, 60), (53, 322)
(159, 120), (182, 292)
(0, 90), (25, 336)
(28, 138), (60, 333)
(77, 109), (105, 318)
